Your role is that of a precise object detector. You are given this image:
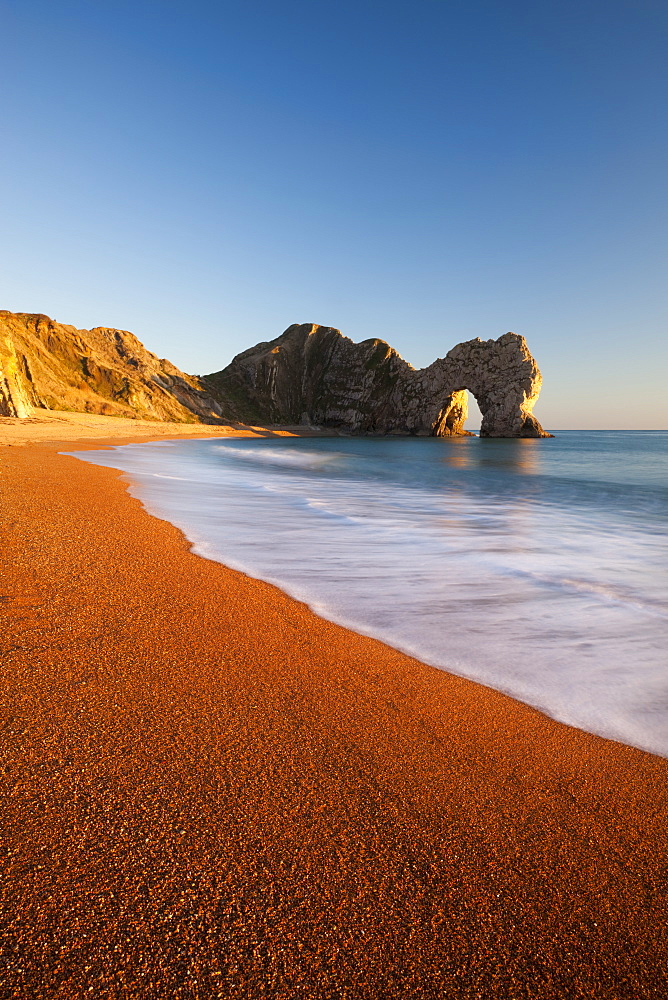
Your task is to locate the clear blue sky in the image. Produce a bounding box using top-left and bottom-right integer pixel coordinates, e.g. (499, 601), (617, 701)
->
(2, 0), (666, 428)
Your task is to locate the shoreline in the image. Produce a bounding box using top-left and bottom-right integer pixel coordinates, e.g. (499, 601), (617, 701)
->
(2, 416), (668, 996)
(0, 407), (325, 447)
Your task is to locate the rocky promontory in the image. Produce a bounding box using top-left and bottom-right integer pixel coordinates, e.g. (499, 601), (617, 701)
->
(205, 324), (551, 437)
(1, 312), (551, 436)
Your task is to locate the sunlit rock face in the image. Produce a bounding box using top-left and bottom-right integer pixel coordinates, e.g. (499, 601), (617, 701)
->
(0, 311), (224, 423)
(411, 331), (551, 437)
(0, 333), (31, 417)
(1, 310), (551, 437)
(205, 324), (552, 437)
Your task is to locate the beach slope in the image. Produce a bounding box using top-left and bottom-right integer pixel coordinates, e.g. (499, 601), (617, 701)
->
(1, 418), (667, 998)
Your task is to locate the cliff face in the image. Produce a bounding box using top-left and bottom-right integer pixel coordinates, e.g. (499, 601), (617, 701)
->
(203, 325), (414, 428)
(205, 323), (551, 437)
(1, 312), (551, 437)
(0, 311), (224, 423)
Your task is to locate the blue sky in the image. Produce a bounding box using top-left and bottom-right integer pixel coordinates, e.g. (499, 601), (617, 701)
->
(2, 0), (666, 428)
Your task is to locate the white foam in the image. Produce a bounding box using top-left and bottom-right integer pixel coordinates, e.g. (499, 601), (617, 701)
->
(212, 444), (344, 469)
(65, 434), (668, 759)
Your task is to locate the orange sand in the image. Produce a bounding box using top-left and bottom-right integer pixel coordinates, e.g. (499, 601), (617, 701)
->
(0, 408), (312, 447)
(1, 427), (667, 999)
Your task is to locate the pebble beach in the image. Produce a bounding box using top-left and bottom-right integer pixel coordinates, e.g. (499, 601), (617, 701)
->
(2, 415), (667, 998)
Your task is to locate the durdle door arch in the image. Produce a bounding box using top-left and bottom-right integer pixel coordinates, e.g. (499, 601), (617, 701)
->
(395, 333), (553, 438)
(206, 325), (553, 437)
(445, 332), (551, 438)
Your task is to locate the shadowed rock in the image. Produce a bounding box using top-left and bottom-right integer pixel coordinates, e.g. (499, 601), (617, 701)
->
(205, 324), (552, 437)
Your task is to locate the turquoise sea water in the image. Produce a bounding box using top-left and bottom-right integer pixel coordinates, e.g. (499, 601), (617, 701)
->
(69, 431), (668, 758)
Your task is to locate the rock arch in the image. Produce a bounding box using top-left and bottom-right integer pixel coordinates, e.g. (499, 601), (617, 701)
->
(403, 332), (551, 437)
(206, 325), (552, 438)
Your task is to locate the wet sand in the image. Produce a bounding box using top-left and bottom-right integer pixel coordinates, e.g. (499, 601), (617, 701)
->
(1, 424), (667, 998)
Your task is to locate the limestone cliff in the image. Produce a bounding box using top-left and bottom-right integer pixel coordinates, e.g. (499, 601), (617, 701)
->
(1, 311), (551, 436)
(0, 311), (224, 423)
(204, 324), (551, 437)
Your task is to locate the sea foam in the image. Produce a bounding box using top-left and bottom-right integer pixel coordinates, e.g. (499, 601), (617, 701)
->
(67, 431), (668, 758)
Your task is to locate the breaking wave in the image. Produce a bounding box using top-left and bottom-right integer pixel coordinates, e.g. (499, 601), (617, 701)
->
(67, 431), (668, 758)
(212, 444), (345, 469)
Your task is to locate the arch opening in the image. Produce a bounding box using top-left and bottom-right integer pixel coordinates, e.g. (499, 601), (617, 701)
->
(432, 387), (485, 437)
(464, 390), (482, 434)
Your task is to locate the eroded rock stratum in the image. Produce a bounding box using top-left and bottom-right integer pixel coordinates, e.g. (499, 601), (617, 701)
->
(205, 324), (552, 437)
(0, 311), (224, 423)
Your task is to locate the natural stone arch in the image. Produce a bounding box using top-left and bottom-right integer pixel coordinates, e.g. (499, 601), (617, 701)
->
(405, 332), (550, 438)
(207, 325), (552, 438)
(365, 331), (550, 437)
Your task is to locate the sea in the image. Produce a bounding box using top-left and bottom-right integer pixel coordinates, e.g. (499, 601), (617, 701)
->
(68, 431), (668, 758)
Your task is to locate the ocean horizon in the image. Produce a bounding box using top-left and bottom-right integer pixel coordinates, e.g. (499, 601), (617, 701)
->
(69, 430), (668, 759)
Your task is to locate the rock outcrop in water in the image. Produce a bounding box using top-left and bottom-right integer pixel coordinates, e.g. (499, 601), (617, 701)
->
(1, 311), (551, 436)
(204, 324), (552, 437)
(0, 311), (224, 423)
